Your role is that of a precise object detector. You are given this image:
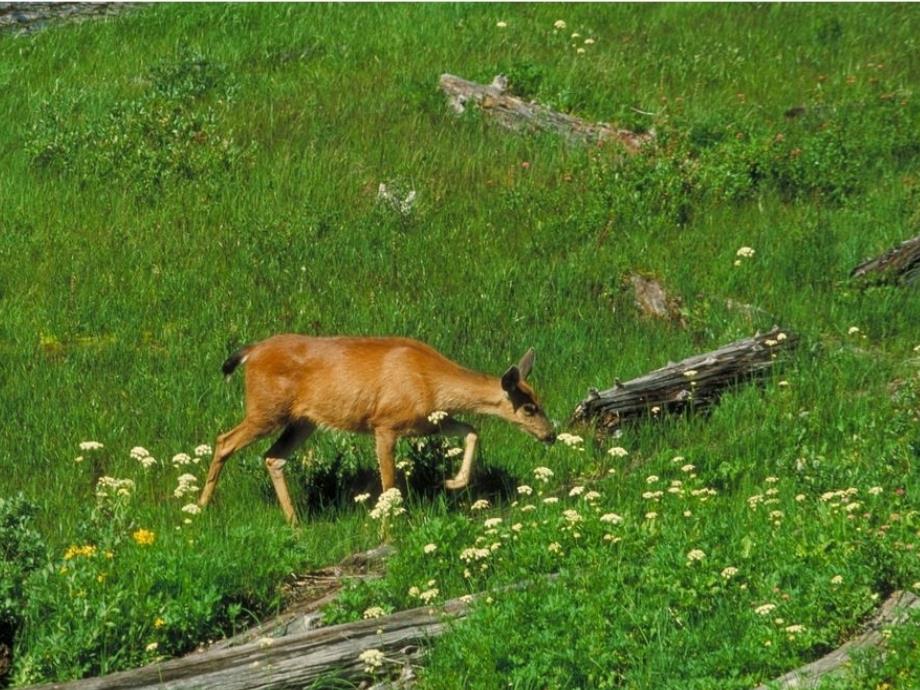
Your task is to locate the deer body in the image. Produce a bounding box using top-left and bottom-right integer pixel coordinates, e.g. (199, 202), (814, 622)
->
(198, 335), (555, 523)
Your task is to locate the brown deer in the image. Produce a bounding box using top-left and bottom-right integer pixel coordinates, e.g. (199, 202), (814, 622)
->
(198, 335), (556, 523)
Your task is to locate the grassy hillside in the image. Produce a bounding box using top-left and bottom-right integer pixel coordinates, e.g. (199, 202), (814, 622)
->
(1, 4), (919, 687)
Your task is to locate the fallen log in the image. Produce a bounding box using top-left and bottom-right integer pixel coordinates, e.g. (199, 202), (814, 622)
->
(753, 590), (920, 690)
(438, 73), (653, 152)
(850, 232), (920, 285)
(209, 544), (396, 651)
(572, 327), (797, 432)
(23, 596), (472, 690)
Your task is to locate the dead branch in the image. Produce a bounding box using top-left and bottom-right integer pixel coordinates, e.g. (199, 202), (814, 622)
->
(850, 233), (920, 285)
(438, 73), (653, 151)
(572, 327), (797, 432)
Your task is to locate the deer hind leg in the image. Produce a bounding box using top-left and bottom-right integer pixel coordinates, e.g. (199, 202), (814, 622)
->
(437, 419), (478, 491)
(199, 419), (272, 509)
(374, 428), (398, 491)
(264, 421), (315, 525)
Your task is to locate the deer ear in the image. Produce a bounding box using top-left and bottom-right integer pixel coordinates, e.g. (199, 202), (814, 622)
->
(501, 365), (521, 392)
(517, 348), (535, 380)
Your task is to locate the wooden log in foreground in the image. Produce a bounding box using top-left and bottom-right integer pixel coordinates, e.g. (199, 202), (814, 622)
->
(25, 596), (473, 690)
(753, 590), (920, 690)
(438, 73), (654, 152)
(572, 327), (797, 432)
(850, 232), (920, 285)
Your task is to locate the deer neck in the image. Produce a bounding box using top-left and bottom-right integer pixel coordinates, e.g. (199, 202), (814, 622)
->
(439, 369), (505, 416)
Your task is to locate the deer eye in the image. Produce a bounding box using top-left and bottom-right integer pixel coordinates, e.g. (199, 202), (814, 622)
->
(522, 403), (538, 416)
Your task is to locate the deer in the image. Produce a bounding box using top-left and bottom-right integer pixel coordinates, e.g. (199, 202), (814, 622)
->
(197, 335), (556, 524)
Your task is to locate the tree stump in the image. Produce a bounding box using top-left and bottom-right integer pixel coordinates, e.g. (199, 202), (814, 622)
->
(850, 233), (920, 285)
(438, 73), (653, 152)
(572, 327), (797, 432)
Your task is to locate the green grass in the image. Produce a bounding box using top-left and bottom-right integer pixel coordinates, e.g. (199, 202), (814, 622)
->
(1, 3), (919, 687)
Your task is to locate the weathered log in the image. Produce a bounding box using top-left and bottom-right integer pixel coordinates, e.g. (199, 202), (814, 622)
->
(209, 544), (396, 651)
(23, 596), (474, 690)
(572, 327), (797, 431)
(753, 590), (920, 690)
(850, 233), (920, 285)
(438, 73), (653, 152)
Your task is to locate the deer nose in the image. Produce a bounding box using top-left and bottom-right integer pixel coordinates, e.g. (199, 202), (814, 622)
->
(543, 432), (556, 445)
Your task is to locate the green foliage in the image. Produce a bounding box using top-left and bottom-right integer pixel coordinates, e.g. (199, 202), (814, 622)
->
(0, 494), (45, 676)
(1, 3), (920, 687)
(25, 51), (248, 199)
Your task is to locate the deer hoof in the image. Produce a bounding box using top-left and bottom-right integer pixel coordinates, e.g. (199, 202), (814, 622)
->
(445, 477), (469, 491)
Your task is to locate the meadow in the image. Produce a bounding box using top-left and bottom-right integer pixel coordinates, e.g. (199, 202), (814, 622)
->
(1, 3), (919, 688)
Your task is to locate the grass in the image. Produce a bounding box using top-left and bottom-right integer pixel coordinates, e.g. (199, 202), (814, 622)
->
(1, 3), (919, 688)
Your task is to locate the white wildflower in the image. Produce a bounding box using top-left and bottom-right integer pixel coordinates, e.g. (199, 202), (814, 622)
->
(533, 466), (554, 482)
(557, 433), (583, 448)
(496, 20), (507, 28)
(568, 486), (585, 497)
(755, 603), (776, 616)
(471, 499), (490, 511)
(354, 493), (371, 504)
(79, 441), (104, 451)
(194, 444), (212, 457)
(553, 19), (566, 30)
(562, 509), (583, 525)
(736, 246), (755, 258)
(484, 517), (503, 529)
(181, 503), (201, 515)
(363, 606), (386, 619)
(418, 588), (439, 604)
(359, 648), (385, 673)
(172, 453), (191, 466)
(516, 484), (533, 496)
(686, 549), (705, 562)
(608, 446), (628, 458)
(600, 513), (623, 524)
(721, 567), (738, 579)
(423, 543), (438, 554)
(369, 488), (406, 520)
(427, 410), (448, 425)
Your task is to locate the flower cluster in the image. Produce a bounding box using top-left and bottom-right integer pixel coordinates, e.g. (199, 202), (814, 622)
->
(369, 488), (406, 521)
(95, 476), (135, 501)
(174, 473), (199, 499)
(130, 446), (156, 469)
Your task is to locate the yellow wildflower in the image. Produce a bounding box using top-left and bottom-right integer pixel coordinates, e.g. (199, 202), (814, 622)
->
(132, 529), (156, 546)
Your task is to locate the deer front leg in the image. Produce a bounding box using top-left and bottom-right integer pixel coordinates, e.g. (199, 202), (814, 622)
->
(438, 419), (478, 490)
(374, 428), (398, 491)
(263, 421), (314, 525)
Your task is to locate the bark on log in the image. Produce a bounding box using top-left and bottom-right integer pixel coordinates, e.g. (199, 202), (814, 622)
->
(572, 327), (797, 432)
(209, 544), (396, 651)
(850, 233), (920, 285)
(23, 597), (474, 690)
(753, 590), (920, 690)
(438, 73), (653, 152)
